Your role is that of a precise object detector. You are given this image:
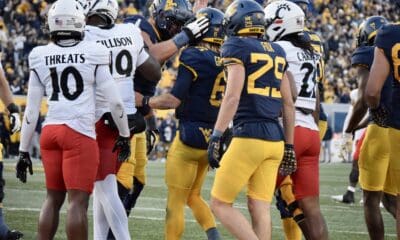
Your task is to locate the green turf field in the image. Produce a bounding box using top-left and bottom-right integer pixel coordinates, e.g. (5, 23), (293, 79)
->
(2, 160), (397, 239)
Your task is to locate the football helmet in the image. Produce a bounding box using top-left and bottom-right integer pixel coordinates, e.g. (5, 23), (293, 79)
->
(264, 0), (305, 41)
(356, 16), (387, 47)
(196, 7), (224, 46)
(88, 0), (119, 25)
(47, 0), (86, 40)
(150, 0), (193, 40)
(223, 0), (265, 37)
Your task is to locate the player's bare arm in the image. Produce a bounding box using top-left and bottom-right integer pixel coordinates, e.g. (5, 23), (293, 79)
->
(213, 64), (245, 133)
(141, 31), (179, 63)
(346, 65), (369, 133)
(365, 48), (390, 109)
(136, 51), (162, 83)
(281, 73), (295, 145)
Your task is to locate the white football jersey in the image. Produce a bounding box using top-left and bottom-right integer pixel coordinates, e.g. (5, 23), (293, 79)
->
(28, 41), (110, 138)
(276, 41), (321, 130)
(85, 23), (149, 119)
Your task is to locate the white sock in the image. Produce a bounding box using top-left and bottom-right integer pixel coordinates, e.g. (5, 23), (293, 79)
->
(94, 175), (131, 240)
(93, 188), (109, 240)
(347, 186), (356, 193)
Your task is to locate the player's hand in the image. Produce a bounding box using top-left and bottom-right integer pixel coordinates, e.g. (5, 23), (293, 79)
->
(207, 135), (221, 169)
(146, 129), (159, 155)
(16, 151), (33, 183)
(370, 105), (389, 128)
(339, 133), (352, 162)
(7, 103), (21, 133)
(182, 16), (209, 44)
(279, 144), (297, 176)
(113, 136), (131, 162)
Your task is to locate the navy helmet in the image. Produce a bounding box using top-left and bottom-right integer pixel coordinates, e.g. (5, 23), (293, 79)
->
(150, 0), (194, 40)
(356, 16), (388, 47)
(223, 0), (265, 37)
(196, 7), (225, 45)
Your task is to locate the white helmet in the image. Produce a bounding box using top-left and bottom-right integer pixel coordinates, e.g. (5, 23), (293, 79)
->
(264, 0), (305, 41)
(88, 0), (119, 25)
(47, 0), (86, 39)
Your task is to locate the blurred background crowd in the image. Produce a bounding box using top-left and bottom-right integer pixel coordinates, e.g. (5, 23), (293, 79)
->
(0, 0), (397, 159)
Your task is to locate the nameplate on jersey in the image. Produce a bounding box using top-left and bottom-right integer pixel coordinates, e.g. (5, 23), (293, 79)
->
(97, 37), (134, 48)
(45, 54), (85, 65)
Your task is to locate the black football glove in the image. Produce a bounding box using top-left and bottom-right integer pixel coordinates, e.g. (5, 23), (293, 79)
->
(207, 135), (222, 169)
(370, 105), (389, 128)
(112, 136), (131, 162)
(16, 151), (33, 183)
(7, 103), (21, 134)
(279, 144), (297, 176)
(146, 129), (159, 155)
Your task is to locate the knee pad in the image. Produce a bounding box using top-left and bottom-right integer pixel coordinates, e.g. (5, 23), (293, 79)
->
(275, 190), (292, 219)
(287, 201), (305, 224)
(349, 168), (359, 184)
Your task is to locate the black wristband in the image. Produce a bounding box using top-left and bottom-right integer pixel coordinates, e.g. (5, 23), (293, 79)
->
(142, 96), (151, 108)
(7, 103), (19, 114)
(284, 143), (294, 149)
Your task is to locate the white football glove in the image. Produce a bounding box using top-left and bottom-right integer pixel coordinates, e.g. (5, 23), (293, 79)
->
(9, 112), (21, 133)
(182, 16), (210, 43)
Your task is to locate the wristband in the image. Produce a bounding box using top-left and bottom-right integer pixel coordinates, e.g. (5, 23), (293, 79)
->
(142, 96), (151, 108)
(284, 143), (294, 149)
(172, 31), (190, 49)
(212, 129), (223, 138)
(7, 103), (19, 114)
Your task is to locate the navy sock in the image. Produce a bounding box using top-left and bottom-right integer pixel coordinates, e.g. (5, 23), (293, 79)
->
(206, 227), (220, 240)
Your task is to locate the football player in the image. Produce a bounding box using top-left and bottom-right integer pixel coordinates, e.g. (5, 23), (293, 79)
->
(207, 0), (296, 239)
(15, 0), (130, 239)
(265, 1), (328, 239)
(137, 8), (224, 239)
(84, 0), (161, 239)
(117, 0), (209, 221)
(0, 39), (23, 240)
(272, 0), (328, 239)
(344, 16), (397, 240)
(365, 2), (400, 236)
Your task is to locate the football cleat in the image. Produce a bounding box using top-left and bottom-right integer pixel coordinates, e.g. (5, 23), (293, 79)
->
(331, 191), (355, 204)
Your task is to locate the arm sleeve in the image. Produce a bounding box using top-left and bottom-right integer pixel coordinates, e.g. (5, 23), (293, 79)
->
(170, 63), (194, 100)
(96, 65), (130, 137)
(19, 70), (44, 152)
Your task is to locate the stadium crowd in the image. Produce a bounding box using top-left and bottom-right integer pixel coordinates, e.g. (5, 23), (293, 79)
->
(0, 0), (398, 102)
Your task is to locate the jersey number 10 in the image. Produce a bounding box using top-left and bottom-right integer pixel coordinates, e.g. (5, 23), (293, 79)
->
(49, 67), (84, 101)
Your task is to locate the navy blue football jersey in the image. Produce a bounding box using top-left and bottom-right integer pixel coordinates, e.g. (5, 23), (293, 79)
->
(170, 46), (225, 149)
(221, 37), (287, 141)
(375, 23), (400, 129)
(124, 15), (161, 115)
(352, 45), (393, 125)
